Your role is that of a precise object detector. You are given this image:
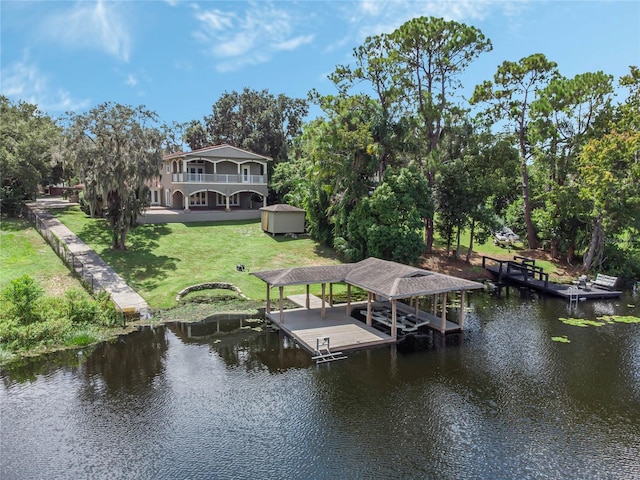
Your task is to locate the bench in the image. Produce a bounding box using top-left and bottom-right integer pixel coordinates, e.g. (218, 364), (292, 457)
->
(593, 274), (619, 290)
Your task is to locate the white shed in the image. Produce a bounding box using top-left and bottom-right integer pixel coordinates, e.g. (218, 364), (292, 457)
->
(260, 204), (306, 234)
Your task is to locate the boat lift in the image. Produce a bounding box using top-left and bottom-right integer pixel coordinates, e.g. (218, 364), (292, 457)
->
(311, 336), (347, 365)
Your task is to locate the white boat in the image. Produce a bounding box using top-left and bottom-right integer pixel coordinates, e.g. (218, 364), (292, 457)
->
(493, 227), (520, 246)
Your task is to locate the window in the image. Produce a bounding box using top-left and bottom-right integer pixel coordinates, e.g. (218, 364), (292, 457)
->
(166, 163), (170, 174)
(190, 192), (207, 206)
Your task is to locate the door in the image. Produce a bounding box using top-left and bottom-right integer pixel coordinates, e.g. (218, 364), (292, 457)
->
(189, 166), (204, 182)
(242, 165), (251, 183)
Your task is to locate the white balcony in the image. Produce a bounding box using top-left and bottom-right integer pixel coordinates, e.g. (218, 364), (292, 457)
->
(172, 173), (266, 184)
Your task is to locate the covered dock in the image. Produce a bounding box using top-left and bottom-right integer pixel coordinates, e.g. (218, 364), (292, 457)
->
(251, 257), (484, 355)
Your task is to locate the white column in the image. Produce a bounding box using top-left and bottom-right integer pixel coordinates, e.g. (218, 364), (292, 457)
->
(321, 283), (326, 319)
(184, 193), (190, 211)
(225, 195), (230, 211)
(263, 195), (267, 207)
(182, 159), (187, 175)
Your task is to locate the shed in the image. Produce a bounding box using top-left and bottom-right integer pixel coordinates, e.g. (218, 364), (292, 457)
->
(260, 204), (305, 234)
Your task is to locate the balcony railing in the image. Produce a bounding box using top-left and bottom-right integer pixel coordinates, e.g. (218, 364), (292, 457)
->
(172, 173), (266, 184)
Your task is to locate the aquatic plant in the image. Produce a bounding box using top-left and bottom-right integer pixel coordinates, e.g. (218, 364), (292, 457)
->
(558, 317), (605, 327)
(551, 335), (571, 343)
(597, 315), (640, 324)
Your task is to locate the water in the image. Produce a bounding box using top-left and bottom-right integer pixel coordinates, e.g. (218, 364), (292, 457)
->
(2, 290), (639, 479)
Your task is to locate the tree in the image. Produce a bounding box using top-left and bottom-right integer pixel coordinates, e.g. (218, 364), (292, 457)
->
(391, 17), (492, 252)
(529, 71), (613, 260)
(183, 120), (209, 151)
(64, 102), (163, 250)
(0, 96), (61, 215)
(187, 88), (308, 165)
(471, 53), (558, 248)
(435, 124), (519, 260)
(579, 67), (640, 271)
(345, 166), (433, 264)
(329, 17), (492, 253)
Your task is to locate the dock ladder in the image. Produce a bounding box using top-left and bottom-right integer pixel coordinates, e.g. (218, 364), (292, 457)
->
(568, 286), (579, 308)
(311, 336), (347, 365)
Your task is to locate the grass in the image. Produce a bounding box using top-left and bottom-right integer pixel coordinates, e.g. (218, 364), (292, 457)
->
(53, 206), (580, 309)
(54, 206), (343, 309)
(0, 218), (83, 295)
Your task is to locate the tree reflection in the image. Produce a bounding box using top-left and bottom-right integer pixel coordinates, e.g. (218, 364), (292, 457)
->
(81, 326), (168, 395)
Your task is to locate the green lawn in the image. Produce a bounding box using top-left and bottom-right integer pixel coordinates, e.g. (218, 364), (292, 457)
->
(54, 207), (344, 309)
(0, 218), (83, 295)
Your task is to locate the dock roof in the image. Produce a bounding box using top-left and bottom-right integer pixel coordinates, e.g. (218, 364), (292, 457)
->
(252, 257), (483, 300)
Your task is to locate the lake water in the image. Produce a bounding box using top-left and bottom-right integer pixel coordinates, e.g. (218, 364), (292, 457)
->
(2, 289), (639, 479)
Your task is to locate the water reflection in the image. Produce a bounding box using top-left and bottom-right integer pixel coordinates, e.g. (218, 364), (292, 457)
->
(1, 290), (639, 479)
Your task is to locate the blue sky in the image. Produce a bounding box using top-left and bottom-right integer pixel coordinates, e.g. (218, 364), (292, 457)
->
(2, 0), (639, 126)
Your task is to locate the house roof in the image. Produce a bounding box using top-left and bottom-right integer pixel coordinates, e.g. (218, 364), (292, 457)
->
(251, 257), (483, 300)
(163, 144), (272, 161)
(259, 204), (305, 212)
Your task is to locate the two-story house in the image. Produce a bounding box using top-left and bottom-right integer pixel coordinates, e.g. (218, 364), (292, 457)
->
(152, 144), (271, 211)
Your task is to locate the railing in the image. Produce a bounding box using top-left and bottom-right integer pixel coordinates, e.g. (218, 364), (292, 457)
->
(172, 173), (266, 184)
(482, 255), (549, 288)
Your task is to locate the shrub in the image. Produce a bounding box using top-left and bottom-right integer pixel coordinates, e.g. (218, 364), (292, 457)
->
(1, 275), (43, 325)
(65, 289), (98, 324)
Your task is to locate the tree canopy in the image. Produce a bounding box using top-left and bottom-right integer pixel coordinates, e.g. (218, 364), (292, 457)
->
(185, 88), (308, 164)
(0, 96), (61, 216)
(64, 102), (163, 250)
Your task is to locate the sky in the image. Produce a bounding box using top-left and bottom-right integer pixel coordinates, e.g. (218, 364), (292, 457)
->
(2, 0), (639, 126)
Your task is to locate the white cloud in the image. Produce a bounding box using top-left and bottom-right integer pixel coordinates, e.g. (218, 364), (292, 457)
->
(192, 1), (314, 72)
(1, 56), (90, 113)
(42, 0), (131, 62)
(350, 0), (497, 39)
(125, 74), (138, 87)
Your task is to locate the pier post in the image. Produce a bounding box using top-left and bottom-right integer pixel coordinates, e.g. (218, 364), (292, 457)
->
(266, 284), (271, 314)
(306, 284), (310, 309)
(346, 284), (352, 315)
(366, 291), (372, 326)
(391, 299), (397, 339)
(458, 290), (466, 329)
(321, 283), (326, 319)
(279, 286), (284, 323)
(440, 292), (448, 333)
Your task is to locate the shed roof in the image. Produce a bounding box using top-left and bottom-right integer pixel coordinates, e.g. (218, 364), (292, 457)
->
(251, 257), (483, 300)
(259, 204), (305, 212)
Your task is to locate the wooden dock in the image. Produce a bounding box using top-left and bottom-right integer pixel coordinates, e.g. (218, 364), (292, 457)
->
(266, 305), (396, 355)
(482, 256), (622, 300)
(276, 295), (463, 357)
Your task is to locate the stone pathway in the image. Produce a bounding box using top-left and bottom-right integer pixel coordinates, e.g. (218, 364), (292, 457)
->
(26, 199), (150, 317)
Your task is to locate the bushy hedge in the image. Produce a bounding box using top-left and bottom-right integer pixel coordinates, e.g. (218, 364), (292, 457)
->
(0, 275), (120, 354)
